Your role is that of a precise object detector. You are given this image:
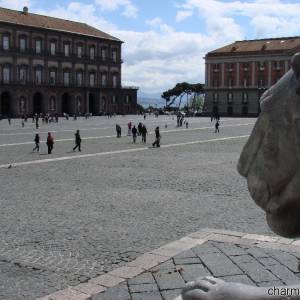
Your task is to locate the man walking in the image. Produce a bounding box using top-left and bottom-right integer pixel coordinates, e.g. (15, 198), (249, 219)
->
(215, 120), (220, 133)
(32, 134), (40, 152)
(73, 130), (81, 152)
(46, 132), (54, 154)
(152, 126), (161, 148)
(132, 125), (137, 143)
(141, 124), (147, 143)
(116, 124), (121, 137)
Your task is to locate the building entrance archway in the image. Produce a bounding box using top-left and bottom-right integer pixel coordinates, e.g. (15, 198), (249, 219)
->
(62, 93), (72, 115)
(1, 91), (12, 116)
(89, 93), (96, 115)
(33, 92), (43, 114)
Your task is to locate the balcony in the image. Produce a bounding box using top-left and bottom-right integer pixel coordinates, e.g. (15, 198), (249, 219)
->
(0, 48), (123, 64)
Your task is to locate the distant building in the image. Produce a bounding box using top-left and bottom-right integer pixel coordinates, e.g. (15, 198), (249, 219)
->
(0, 6), (138, 117)
(204, 37), (300, 117)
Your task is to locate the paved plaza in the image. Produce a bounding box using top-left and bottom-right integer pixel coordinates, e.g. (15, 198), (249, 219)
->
(0, 115), (280, 299)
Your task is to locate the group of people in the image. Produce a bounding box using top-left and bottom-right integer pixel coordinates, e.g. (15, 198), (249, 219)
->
(115, 122), (161, 147)
(32, 130), (81, 154)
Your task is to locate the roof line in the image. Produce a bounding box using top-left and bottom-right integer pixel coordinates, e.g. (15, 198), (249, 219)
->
(235, 36), (300, 43)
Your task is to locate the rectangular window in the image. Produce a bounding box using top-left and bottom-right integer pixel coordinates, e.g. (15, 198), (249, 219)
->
(113, 75), (117, 87)
(101, 48), (106, 60)
(3, 36), (9, 50)
(77, 72), (82, 86)
(35, 70), (42, 84)
(90, 47), (95, 60)
(101, 74), (107, 86)
(49, 71), (56, 85)
(20, 68), (26, 83)
(89, 73), (95, 87)
(77, 46), (82, 58)
(35, 40), (42, 54)
(50, 42), (56, 55)
(64, 43), (70, 57)
(112, 50), (117, 62)
(3, 67), (10, 83)
(64, 72), (70, 86)
(20, 38), (26, 51)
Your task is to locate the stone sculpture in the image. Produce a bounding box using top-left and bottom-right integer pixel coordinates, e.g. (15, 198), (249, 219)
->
(179, 53), (300, 299)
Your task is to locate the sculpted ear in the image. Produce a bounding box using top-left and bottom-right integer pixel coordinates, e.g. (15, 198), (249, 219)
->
(292, 53), (300, 79)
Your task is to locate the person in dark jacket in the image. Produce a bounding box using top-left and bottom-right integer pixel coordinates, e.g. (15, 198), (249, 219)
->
(141, 124), (147, 143)
(32, 134), (40, 152)
(132, 126), (137, 143)
(73, 130), (81, 151)
(137, 122), (143, 136)
(116, 124), (121, 138)
(152, 126), (161, 147)
(46, 132), (54, 154)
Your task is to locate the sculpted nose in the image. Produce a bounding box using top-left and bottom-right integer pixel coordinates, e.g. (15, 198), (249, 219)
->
(237, 115), (267, 177)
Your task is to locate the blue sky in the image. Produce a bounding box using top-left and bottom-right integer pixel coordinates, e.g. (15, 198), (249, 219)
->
(2, 0), (300, 96)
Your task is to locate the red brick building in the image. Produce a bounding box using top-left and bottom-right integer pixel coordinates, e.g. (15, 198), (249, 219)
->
(0, 6), (138, 117)
(204, 37), (300, 116)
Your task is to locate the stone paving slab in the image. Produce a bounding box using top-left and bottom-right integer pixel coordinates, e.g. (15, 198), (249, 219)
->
(39, 228), (300, 300)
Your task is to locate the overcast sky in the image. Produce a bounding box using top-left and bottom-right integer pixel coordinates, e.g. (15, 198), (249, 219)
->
(2, 0), (300, 95)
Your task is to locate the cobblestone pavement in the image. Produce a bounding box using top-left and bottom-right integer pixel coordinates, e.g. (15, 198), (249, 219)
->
(42, 228), (300, 300)
(0, 116), (277, 299)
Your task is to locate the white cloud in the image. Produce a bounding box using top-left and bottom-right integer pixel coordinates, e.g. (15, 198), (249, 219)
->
(176, 10), (193, 22)
(179, 0), (300, 38)
(146, 18), (174, 33)
(95, 0), (138, 18)
(0, 0), (32, 10)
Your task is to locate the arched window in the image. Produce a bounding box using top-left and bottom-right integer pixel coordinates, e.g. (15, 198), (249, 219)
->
(125, 95), (130, 104)
(112, 95), (117, 104)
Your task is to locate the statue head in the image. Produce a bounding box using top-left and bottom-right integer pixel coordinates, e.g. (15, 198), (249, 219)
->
(238, 53), (300, 238)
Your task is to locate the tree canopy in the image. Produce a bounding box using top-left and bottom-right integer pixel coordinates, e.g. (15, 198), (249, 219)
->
(161, 82), (204, 109)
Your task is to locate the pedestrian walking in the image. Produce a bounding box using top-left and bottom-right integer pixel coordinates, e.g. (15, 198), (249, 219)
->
(32, 134), (40, 152)
(116, 124), (121, 137)
(127, 122), (132, 136)
(73, 130), (81, 152)
(137, 122), (143, 136)
(141, 124), (147, 143)
(22, 119), (25, 127)
(186, 121), (189, 129)
(46, 132), (54, 154)
(132, 125), (137, 143)
(8, 117), (11, 125)
(152, 126), (161, 148)
(144, 114), (146, 120)
(215, 120), (220, 133)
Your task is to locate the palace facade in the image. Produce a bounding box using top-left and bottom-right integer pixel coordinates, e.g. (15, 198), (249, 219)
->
(0, 6), (138, 117)
(204, 37), (300, 116)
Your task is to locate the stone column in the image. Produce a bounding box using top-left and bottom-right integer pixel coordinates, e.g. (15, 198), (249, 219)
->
(252, 62), (255, 87)
(268, 61), (272, 87)
(236, 62), (240, 87)
(285, 60), (289, 73)
(207, 64), (211, 88)
(221, 63), (225, 87)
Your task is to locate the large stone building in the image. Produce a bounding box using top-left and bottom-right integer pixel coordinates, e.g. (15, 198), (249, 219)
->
(204, 37), (300, 117)
(0, 6), (138, 117)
